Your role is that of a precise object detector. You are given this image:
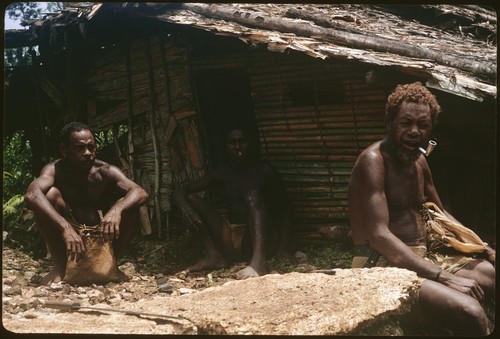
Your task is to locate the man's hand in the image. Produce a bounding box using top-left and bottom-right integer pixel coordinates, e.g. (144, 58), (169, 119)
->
(62, 227), (85, 262)
(484, 246), (495, 265)
(440, 273), (485, 302)
(100, 207), (122, 241)
(181, 207), (203, 232)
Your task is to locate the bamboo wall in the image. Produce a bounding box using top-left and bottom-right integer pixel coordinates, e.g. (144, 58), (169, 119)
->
(188, 48), (390, 243)
(247, 52), (388, 242)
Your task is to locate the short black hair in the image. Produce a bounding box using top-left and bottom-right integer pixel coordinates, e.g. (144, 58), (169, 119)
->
(59, 122), (91, 145)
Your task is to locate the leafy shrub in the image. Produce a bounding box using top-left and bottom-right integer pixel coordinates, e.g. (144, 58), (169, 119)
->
(3, 132), (44, 256)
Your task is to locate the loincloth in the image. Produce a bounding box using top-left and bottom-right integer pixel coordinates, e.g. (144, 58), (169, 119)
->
(68, 210), (103, 237)
(222, 217), (247, 259)
(352, 244), (473, 274)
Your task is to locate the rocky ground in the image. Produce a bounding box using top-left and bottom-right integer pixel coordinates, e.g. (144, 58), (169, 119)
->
(2, 234), (355, 335)
(2, 233), (495, 336)
(2, 245), (421, 335)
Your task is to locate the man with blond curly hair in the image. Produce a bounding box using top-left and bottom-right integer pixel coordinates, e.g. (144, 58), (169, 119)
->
(348, 82), (495, 335)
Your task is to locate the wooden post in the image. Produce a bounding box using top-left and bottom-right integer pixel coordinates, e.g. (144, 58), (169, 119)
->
(144, 37), (164, 239)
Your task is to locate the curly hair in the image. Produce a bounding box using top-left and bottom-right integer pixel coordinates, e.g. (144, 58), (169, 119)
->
(59, 121), (91, 145)
(385, 82), (441, 126)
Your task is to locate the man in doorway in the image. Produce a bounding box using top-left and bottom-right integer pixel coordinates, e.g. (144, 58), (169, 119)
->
(25, 122), (149, 285)
(348, 82), (495, 335)
(173, 125), (293, 280)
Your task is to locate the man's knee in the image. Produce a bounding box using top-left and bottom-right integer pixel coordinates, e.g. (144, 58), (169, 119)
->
(45, 187), (66, 211)
(459, 300), (489, 334)
(186, 193), (207, 208)
(32, 187), (69, 222)
(245, 190), (265, 209)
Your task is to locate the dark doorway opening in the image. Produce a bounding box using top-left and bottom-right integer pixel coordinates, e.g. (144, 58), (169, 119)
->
(194, 68), (257, 168)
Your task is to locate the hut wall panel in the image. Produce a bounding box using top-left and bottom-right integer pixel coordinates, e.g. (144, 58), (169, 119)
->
(84, 31), (388, 242)
(246, 51), (388, 241)
(85, 33), (204, 237)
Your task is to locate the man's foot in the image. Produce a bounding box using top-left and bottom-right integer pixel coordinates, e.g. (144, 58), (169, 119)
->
(235, 265), (264, 280)
(35, 269), (64, 286)
(185, 254), (227, 273)
(111, 268), (130, 283)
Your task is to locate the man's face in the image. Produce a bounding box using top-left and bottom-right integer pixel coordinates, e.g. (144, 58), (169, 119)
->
(226, 129), (251, 164)
(61, 129), (96, 172)
(387, 101), (432, 163)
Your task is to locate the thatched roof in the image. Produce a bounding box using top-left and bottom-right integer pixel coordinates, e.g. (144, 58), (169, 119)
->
(5, 2), (496, 101)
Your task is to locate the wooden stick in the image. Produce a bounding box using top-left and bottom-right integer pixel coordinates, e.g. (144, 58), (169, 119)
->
(144, 37), (163, 238)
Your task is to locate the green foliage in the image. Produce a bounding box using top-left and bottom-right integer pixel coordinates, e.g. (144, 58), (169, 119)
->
(3, 132), (42, 256)
(4, 2), (69, 68)
(4, 2), (42, 67)
(6, 2), (42, 21)
(3, 132), (33, 196)
(94, 124), (128, 152)
(2, 194), (24, 217)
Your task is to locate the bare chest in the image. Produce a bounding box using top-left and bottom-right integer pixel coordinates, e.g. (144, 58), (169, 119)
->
(384, 162), (426, 211)
(55, 174), (110, 208)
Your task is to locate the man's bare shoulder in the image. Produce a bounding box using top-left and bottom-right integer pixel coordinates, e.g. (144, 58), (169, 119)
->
(92, 159), (127, 180)
(40, 159), (61, 175)
(355, 141), (383, 166)
(91, 159), (111, 173)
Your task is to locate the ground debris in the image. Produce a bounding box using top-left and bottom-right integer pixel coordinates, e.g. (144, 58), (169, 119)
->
(3, 244), (423, 335)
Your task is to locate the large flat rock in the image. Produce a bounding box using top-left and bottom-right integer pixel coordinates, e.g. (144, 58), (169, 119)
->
(3, 268), (421, 335)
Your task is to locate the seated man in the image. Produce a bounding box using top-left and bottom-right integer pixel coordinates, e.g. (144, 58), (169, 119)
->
(173, 125), (293, 279)
(348, 82), (495, 335)
(24, 122), (149, 285)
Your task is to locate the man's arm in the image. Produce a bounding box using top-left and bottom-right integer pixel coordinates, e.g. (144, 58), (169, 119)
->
(352, 153), (484, 300)
(24, 162), (85, 256)
(100, 164), (149, 241)
(352, 152), (452, 280)
(172, 171), (218, 230)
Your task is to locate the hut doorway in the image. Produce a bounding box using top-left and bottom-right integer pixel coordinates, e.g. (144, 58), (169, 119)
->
(194, 68), (257, 168)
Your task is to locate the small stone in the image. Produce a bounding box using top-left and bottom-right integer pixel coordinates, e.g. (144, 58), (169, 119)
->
(50, 282), (63, 290)
(4, 286), (22, 296)
(178, 288), (196, 295)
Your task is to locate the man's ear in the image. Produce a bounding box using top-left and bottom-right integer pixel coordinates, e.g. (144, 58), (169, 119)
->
(59, 143), (68, 156)
(385, 119), (392, 130)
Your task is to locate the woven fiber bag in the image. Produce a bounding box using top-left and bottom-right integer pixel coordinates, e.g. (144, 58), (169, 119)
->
(64, 220), (122, 286)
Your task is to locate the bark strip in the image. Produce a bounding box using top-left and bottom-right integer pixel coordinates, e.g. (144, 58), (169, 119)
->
(183, 3), (496, 76)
